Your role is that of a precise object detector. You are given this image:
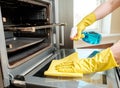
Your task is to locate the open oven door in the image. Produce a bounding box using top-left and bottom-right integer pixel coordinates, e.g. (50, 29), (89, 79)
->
(10, 49), (119, 88)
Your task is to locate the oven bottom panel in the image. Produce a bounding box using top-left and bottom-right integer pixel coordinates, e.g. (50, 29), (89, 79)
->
(25, 69), (119, 88)
(23, 49), (119, 88)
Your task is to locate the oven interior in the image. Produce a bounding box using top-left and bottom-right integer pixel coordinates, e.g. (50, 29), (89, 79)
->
(0, 0), (54, 67)
(1, 0), (50, 26)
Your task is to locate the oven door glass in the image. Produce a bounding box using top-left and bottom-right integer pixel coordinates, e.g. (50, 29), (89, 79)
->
(23, 49), (119, 88)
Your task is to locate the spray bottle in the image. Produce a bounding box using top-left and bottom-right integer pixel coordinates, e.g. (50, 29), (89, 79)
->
(70, 27), (102, 45)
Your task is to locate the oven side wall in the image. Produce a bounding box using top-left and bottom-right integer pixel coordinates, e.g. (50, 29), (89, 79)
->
(0, 6), (10, 87)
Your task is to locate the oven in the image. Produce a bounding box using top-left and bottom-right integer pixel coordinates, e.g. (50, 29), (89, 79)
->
(0, 0), (119, 88)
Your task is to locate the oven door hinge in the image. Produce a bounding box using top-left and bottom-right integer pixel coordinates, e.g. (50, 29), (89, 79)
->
(11, 75), (26, 88)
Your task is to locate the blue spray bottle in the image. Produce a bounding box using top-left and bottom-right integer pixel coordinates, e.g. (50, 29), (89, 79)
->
(82, 31), (102, 44)
(70, 27), (102, 45)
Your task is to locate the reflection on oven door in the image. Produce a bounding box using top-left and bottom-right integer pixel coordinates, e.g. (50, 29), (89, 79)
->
(22, 49), (119, 88)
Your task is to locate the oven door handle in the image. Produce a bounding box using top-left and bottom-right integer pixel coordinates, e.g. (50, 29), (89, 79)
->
(59, 24), (65, 46)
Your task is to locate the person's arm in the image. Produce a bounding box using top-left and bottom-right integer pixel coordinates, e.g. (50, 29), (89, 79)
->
(71, 0), (120, 40)
(55, 40), (120, 74)
(94, 0), (120, 20)
(111, 41), (120, 65)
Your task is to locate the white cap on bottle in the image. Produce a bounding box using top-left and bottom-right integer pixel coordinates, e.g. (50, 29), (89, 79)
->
(70, 27), (77, 40)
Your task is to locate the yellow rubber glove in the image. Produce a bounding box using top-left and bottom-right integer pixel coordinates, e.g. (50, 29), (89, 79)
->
(44, 52), (83, 77)
(71, 13), (96, 41)
(56, 48), (119, 74)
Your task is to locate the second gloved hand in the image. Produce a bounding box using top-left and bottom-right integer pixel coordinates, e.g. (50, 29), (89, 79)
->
(70, 13), (96, 41)
(56, 48), (119, 74)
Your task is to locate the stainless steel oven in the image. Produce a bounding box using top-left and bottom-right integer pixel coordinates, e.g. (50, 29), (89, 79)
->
(0, 0), (119, 88)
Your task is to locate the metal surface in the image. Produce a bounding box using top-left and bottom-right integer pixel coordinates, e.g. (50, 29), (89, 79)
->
(57, 0), (73, 48)
(59, 25), (65, 46)
(53, 0), (60, 49)
(21, 53), (53, 76)
(24, 49), (119, 88)
(25, 71), (117, 88)
(0, 6), (10, 87)
(18, 0), (49, 7)
(115, 67), (120, 87)
(6, 37), (45, 52)
(8, 43), (51, 67)
(0, 59), (4, 88)
(9, 45), (54, 75)
(5, 23), (64, 31)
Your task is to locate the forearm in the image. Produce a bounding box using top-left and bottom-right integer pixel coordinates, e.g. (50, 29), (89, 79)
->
(93, 0), (120, 20)
(110, 41), (120, 65)
(56, 48), (119, 74)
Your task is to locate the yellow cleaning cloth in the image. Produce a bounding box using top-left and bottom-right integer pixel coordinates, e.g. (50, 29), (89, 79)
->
(44, 52), (83, 77)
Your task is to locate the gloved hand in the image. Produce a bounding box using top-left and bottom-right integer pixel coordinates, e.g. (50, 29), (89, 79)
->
(56, 48), (119, 74)
(70, 13), (96, 40)
(44, 52), (83, 77)
(70, 26), (85, 40)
